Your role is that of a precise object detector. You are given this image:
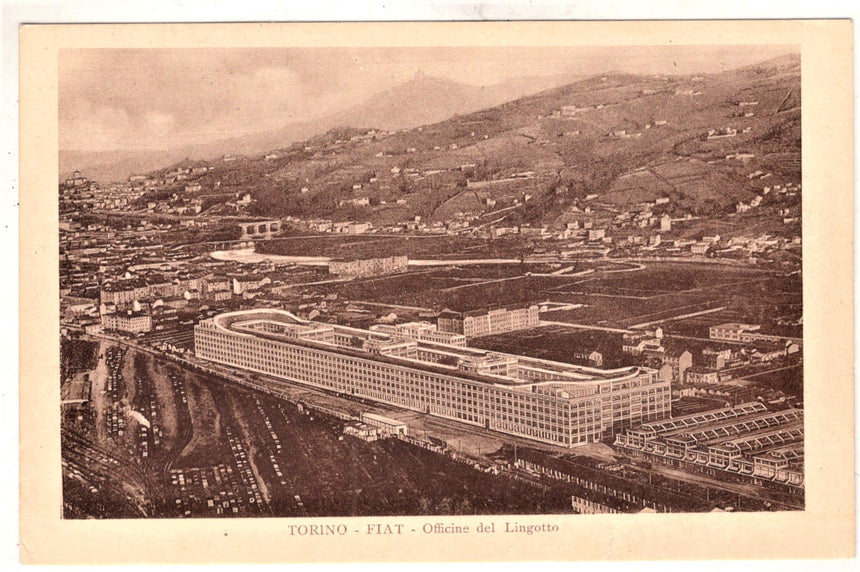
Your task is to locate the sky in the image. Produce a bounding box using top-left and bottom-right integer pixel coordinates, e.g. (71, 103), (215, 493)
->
(59, 45), (797, 152)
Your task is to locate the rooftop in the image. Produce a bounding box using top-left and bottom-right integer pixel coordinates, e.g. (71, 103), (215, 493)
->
(203, 308), (655, 392)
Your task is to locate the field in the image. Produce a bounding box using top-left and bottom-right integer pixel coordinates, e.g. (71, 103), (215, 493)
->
(315, 267), (590, 313)
(314, 259), (801, 339)
(471, 325), (633, 368)
(566, 264), (767, 295)
(544, 263), (801, 334)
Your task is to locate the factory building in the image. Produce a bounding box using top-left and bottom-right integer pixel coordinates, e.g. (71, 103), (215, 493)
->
(614, 402), (803, 487)
(709, 322), (803, 347)
(194, 309), (670, 447)
(370, 322), (467, 347)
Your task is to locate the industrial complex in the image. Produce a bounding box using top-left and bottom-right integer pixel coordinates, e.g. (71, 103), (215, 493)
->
(194, 309), (671, 447)
(614, 401), (803, 487)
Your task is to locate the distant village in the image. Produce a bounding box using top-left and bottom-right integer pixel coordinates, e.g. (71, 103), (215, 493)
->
(61, 145), (802, 268)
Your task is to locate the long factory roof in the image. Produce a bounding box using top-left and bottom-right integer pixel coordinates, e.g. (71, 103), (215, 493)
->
(202, 308), (657, 391)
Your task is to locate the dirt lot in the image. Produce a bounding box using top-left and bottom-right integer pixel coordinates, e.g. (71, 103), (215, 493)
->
(61, 338), (100, 373)
(321, 270), (588, 313)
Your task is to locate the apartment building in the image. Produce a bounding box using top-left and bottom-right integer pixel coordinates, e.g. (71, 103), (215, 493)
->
(437, 303), (540, 338)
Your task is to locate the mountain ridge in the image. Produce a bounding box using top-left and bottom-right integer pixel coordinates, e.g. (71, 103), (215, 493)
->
(60, 71), (581, 182)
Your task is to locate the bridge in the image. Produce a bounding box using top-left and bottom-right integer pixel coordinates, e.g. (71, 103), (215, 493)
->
(238, 219), (281, 240)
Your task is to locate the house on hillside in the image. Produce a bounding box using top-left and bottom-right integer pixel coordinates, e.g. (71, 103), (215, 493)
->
(691, 242), (710, 255)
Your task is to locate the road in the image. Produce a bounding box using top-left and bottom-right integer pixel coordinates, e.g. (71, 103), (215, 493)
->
(349, 301), (435, 313)
(539, 320), (635, 334)
(629, 306), (726, 329)
(211, 249), (330, 265)
(439, 274), (528, 292)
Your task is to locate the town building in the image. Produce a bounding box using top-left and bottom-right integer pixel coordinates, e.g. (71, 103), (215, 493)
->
(360, 412), (408, 437)
(709, 323), (803, 348)
(437, 303), (540, 338)
(100, 273), (236, 307)
(710, 323), (759, 342)
(194, 309), (670, 447)
(684, 367), (721, 385)
(64, 171), (90, 188)
(622, 332), (664, 356)
(572, 349), (604, 368)
(702, 347), (732, 370)
(658, 348), (692, 384)
(691, 242), (710, 255)
(333, 221), (372, 235)
(328, 255), (409, 279)
(101, 307), (153, 334)
(588, 228), (606, 242)
(343, 421), (379, 442)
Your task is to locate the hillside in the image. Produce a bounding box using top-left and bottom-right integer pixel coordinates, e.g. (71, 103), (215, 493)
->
(320, 70), (580, 132)
(110, 54), (801, 233)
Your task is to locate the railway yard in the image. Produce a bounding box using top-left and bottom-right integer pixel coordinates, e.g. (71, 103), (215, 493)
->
(62, 328), (803, 519)
(62, 339), (586, 518)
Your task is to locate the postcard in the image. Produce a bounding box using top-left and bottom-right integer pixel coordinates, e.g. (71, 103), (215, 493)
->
(18, 20), (854, 563)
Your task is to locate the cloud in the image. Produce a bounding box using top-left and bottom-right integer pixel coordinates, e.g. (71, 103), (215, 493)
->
(144, 111), (175, 137)
(59, 99), (133, 150)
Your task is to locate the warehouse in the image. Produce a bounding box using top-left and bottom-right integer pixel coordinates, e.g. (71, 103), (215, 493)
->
(614, 402), (803, 486)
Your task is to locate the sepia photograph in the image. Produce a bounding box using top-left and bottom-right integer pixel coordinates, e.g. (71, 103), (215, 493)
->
(58, 43), (806, 519)
(18, 19), (854, 564)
